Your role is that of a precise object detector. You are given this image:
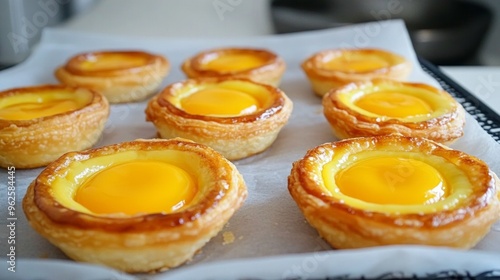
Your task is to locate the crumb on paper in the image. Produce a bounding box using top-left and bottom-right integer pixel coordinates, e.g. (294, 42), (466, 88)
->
(315, 106), (323, 114)
(222, 231), (235, 245)
(38, 252), (49, 259)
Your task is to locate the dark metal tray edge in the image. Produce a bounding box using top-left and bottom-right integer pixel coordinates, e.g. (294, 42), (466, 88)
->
(419, 58), (500, 144)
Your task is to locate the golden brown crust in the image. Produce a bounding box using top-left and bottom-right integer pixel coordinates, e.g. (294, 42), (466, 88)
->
(0, 85), (109, 169)
(145, 77), (293, 160)
(288, 135), (500, 249)
(22, 138), (247, 273)
(181, 48), (286, 87)
(55, 50), (170, 103)
(322, 79), (466, 144)
(302, 48), (412, 97)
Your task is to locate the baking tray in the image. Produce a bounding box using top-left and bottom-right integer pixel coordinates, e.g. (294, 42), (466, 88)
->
(419, 58), (500, 144)
(1, 21), (500, 280)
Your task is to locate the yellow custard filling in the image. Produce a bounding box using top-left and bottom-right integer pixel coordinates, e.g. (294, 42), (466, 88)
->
(201, 53), (267, 72)
(339, 83), (452, 122)
(181, 88), (259, 116)
(0, 89), (92, 120)
(170, 80), (272, 117)
(321, 151), (472, 214)
(78, 53), (149, 72)
(335, 157), (448, 205)
(50, 149), (207, 216)
(354, 91), (433, 118)
(323, 53), (390, 72)
(74, 161), (196, 215)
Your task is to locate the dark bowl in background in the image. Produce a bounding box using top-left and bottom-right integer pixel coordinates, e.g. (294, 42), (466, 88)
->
(271, 0), (493, 65)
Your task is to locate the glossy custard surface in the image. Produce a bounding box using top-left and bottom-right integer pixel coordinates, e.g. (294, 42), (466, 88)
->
(180, 88), (259, 116)
(78, 53), (149, 72)
(169, 80), (272, 117)
(0, 90), (92, 120)
(338, 83), (452, 122)
(201, 53), (267, 72)
(50, 149), (205, 216)
(335, 156), (448, 205)
(323, 53), (389, 72)
(75, 161), (196, 215)
(321, 151), (472, 214)
(354, 91), (433, 118)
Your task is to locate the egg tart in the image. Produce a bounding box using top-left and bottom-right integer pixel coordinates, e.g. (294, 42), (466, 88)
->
(302, 48), (411, 97)
(288, 135), (500, 249)
(55, 50), (170, 103)
(0, 85), (109, 169)
(322, 79), (466, 144)
(22, 138), (247, 273)
(181, 48), (286, 87)
(145, 77), (293, 160)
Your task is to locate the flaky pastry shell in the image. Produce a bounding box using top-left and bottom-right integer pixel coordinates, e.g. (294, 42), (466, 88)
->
(0, 85), (109, 169)
(22, 138), (247, 273)
(181, 48), (286, 87)
(288, 135), (500, 249)
(302, 48), (411, 97)
(145, 77), (293, 160)
(55, 50), (169, 103)
(322, 79), (466, 144)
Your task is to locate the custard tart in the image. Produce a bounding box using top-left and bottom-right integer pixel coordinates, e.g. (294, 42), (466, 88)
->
(302, 48), (411, 97)
(181, 48), (286, 87)
(22, 138), (247, 273)
(145, 77), (293, 160)
(288, 135), (500, 249)
(322, 79), (466, 144)
(55, 50), (169, 103)
(0, 85), (109, 169)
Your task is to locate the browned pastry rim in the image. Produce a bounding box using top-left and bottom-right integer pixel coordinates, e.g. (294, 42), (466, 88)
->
(28, 139), (239, 231)
(55, 50), (170, 103)
(23, 138), (247, 272)
(301, 48), (412, 97)
(155, 77), (287, 124)
(322, 79), (466, 144)
(302, 48), (410, 80)
(63, 50), (167, 77)
(0, 85), (105, 128)
(0, 85), (109, 168)
(145, 77), (293, 160)
(288, 135), (500, 249)
(181, 47), (286, 87)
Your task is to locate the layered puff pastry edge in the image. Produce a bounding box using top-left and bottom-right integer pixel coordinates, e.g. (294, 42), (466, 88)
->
(22, 138), (247, 273)
(288, 135), (500, 249)
(55, 50), (170, 103)
(0, 85), (109, 169)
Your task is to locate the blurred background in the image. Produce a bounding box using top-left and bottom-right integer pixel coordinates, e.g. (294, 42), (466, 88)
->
(0, 0), (498, 69)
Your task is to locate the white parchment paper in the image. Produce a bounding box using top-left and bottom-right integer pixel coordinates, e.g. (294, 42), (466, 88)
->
(0, 20), (499, 279)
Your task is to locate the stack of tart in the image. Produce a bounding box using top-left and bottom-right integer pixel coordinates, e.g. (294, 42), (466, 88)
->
(300, 48), (466, 143)
(16, 47), (289, 273)
(10, 43), (499, 274)
(289, 47), (499, 251)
